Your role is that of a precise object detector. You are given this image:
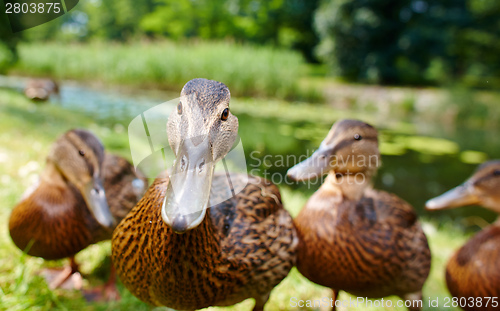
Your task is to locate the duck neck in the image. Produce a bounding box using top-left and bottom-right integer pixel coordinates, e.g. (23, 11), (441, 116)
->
(20, 161), (79, 214)
(320, 169), (374, 201)
(40, 161), (67, 188)
(169, 208), (223, 264)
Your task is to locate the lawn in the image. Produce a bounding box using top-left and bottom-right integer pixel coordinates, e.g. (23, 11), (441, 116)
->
(0, 88), (467, 311)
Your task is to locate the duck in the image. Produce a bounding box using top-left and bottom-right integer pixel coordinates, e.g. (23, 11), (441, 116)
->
(24, 78), (59, 102)
(9, 128), (146, 291)
(426, 160), (500, 311)
(111, 78), (297, 310)
(287, 119), (431, 311)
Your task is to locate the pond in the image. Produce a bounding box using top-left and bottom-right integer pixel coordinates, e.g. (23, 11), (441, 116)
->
(7, 77), (500, 226)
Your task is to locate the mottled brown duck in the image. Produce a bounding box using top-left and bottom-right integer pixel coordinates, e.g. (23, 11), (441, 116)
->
(24, 78), (59, 102)
(287, 119), (431, 311)
(9, 129), (146, 292)
(426, 160), (500, 311)
(112, 78), (297, 310)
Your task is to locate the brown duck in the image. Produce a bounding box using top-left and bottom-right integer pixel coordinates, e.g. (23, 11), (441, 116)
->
(111, 78), (297, 310)
(9, 129), (146, 289)
(288, 119), (431, 311)
(24, 78), (59, 102)
(426, 160), (500, 311)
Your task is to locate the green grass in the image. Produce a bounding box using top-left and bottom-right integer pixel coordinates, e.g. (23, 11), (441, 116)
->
(12, 41), (319, 101)
(0, 88), (468, 310)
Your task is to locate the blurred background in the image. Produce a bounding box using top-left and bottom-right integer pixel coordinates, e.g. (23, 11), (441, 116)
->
(0, 0), (499, 310)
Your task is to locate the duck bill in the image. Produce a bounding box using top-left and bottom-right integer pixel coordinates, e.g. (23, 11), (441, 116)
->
(82, 178), (116, 228)
(162, 137), (214, 233)
(287, 145), (332, 181)
(426, 183), (480, 211)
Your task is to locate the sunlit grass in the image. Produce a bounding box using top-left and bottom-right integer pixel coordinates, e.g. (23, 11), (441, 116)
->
(12, 41), (320, 101)
(0, 88), (468, 310)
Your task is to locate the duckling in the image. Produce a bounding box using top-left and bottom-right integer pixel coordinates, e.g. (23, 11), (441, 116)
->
(426, 160), (500, 311)
(111, 78), (297, 310)
(24, 78), (59, 102)
(9, 129), (146, 291)
(288, 119), (431, 311)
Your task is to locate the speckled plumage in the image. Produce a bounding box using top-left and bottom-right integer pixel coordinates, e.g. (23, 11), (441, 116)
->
(112, 78), (297, 310)
(112, 174), (297, 310)
(181, 78), (230, 113)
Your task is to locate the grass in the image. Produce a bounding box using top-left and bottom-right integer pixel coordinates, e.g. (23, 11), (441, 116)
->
(11, 41), (320, 101)
(0, 88), (468, 310)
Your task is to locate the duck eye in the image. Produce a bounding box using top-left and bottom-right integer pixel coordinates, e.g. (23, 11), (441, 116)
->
(493, 170), (500, 176)
(354, 134), (362, 140)
(177, 102), (182, 115)
(221, 108), (229, 121)
(79, 150), (85, 156)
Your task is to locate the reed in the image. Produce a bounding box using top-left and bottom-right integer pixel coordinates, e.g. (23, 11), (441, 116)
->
(14, 41), (310, 100)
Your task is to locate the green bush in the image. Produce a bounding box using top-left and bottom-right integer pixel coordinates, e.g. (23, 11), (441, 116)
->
(0, 13), (19, 74)
(314, 0), (500, 88)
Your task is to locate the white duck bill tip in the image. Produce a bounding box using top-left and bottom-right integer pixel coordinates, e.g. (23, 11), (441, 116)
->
(161, 199), (208, 234)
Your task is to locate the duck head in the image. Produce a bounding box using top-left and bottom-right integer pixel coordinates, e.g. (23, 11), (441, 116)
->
(162, 78), (238, 233)
(47, 129), (115, 228)
(426, 160), (500, 214)
(287, 119), (380, 197)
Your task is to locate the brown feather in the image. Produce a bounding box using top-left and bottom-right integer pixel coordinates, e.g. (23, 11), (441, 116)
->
(111, 174), (297, 309)
(445, 225), (500, 311)
(426, 160), (500, 310)
(290, 119), (430, 311)
(295, 188), (430, 299)
(9, 131), (146, 261)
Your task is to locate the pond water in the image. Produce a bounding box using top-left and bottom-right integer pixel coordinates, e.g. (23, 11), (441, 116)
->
(8, 77), (500, 226)
(233, 108), (500, 225)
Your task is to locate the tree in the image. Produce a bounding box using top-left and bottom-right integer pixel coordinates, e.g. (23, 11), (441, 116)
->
(454, 0), (500, 88)
(10, 0), (321, 62)
(314, 0), (474, 85)
(0, 10), (20, 73)
(139, 0), (319, 61)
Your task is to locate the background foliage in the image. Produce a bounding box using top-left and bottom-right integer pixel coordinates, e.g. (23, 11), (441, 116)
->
(3, 0), (496, 87)
(20, 0), (319, 61)
(0, 0), (500, 88)
(315, 0), (500, 86)
(0, 11), (20, 74)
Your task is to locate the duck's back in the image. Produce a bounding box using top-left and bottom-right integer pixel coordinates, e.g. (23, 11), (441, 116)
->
(295, 188), (430, 298)
(112, 174), (297, 309)
(446, 225), (500, 311)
